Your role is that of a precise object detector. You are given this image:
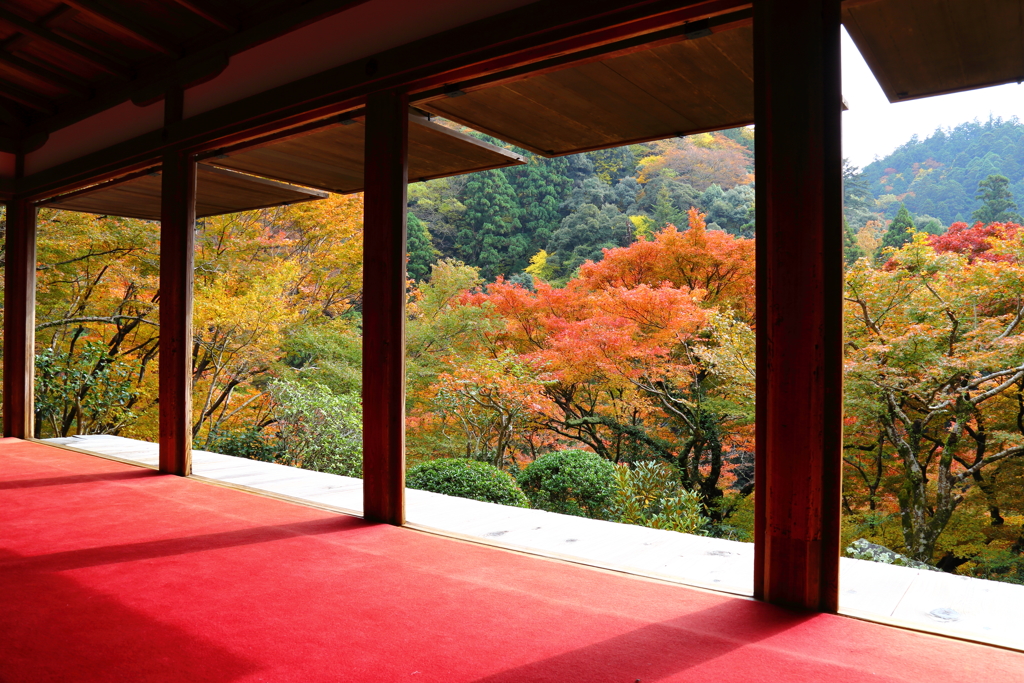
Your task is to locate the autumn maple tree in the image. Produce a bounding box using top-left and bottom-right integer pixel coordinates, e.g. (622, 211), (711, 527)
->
(844, 227), (1024, 565)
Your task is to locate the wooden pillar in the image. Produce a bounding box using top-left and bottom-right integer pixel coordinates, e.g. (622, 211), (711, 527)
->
(159, 87), (196, 475)
(158, 149), (196, 475)
(3, 198), (36, 439)
(753, 0), (843, 611)
(361, 89), (409, 525)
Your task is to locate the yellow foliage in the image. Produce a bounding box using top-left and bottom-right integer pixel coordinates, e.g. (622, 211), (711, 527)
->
(629, 215), (656, 241)
(524, 249), (557, 281)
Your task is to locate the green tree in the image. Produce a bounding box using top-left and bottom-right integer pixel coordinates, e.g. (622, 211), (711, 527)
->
(456, 170), (524, 279)
(844, 217), (864, 265)
(973, 174), (1022, 224)
(406, 212), (437, 282)
(878, 203), (915, 256)
(504, 156), (573, 261)
(546, 203), (630, 279)
(653, 185), (684, 228)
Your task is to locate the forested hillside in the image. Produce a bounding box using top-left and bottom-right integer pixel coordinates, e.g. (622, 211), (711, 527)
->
(407, 126), (755, 282)
(859, 117), (1024, 226)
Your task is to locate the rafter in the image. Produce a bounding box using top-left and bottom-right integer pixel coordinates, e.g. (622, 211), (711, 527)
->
(0, 51), (92, 97)
(0, 79), (55, 115)
(168, 0), (236, 31)
(0, 7), (132, 79)
(63, 0), (179, 57)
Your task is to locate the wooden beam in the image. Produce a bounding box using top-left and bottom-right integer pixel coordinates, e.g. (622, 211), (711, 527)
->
(754, 0), (844, 611)
(169, 0), (237, 32)
(3, 196), (36, 438)
(158, 87), (195, 476)
(0, 79), (57, 115)
(361, 89), (409, 525)
(0, 51), (92, 96)
(63, 0), (179, 57)
(0, 7), (132, 79)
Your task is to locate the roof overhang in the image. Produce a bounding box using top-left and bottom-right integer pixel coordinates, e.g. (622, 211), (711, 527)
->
(42, 164), (328, 220)
(207, 112), (525, 193)
(419, 15), (754, 157)
(843, 0), (1024, 102)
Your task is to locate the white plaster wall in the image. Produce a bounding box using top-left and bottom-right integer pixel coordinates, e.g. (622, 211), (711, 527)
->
(25, 99), (163, 177)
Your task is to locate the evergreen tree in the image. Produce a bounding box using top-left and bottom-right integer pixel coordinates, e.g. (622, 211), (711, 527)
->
(843, 217), (864, 265)
(843, 158), (879, 232)
(879, 203), (915, 256)
(406, 212), (436, 282)
(973, 174), (1022, 224)
(504, 156), (574, 262)
(653, 186), (683, 227)
(546, 204), (630, 280)
(456, 170), (524, 280)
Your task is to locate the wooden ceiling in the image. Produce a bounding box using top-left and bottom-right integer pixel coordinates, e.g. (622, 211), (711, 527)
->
(420, 23), (755, 157)
(843, 0), (1024, 102)
(43, 163), (327, 219)
(208, 112), (526, 193)
(0, 0), (366, 134)
(40, 112), (523, 219)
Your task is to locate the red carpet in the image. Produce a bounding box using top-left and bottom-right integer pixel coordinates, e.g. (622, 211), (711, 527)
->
(1, 438), (1021, 683)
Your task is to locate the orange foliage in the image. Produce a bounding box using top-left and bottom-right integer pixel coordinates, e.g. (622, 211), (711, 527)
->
(577, 208), (755, 321)
(637, 133), (753, 190)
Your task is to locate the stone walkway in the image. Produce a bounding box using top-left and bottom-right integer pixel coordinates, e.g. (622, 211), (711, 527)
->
(44, 434), (1024, 651)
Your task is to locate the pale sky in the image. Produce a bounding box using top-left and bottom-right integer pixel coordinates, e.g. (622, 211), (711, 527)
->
(841, 27), (1024, 170)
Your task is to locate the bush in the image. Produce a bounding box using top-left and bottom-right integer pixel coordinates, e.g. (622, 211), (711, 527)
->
(208, 427), (280, 462)
(608, 461), (708, 534)
(517, 449), (616, 518)
(407, 458), (529, 507)
(271, 380), (362, 478)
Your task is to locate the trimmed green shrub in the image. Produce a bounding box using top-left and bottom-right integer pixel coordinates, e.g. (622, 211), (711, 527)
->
(517, 449), (616, 519)
(407, 458), (529, 507)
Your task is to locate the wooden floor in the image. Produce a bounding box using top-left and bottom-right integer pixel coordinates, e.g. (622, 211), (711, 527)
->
(45, 434), (1024, 652)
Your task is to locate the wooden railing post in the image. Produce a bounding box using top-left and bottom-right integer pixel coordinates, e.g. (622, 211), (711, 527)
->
(362, 89), (409, 525)
(754, 0), (844, 611)
(3, 197), (37, 439)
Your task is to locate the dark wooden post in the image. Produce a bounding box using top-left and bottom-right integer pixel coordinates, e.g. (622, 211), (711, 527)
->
(3, 197), (37, 439)
(159, 86), (196, 475)
(362, 89), (409, 525)
(754, 0), (843, 611)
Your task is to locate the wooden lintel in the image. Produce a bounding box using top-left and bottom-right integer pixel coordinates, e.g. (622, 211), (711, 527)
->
(3, 197), (36, 438)
(361, 89), (409, 526)
(754, 0), (843, 611)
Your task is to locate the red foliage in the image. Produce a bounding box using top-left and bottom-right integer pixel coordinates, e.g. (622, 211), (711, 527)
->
(928, 221), (1020, 263)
